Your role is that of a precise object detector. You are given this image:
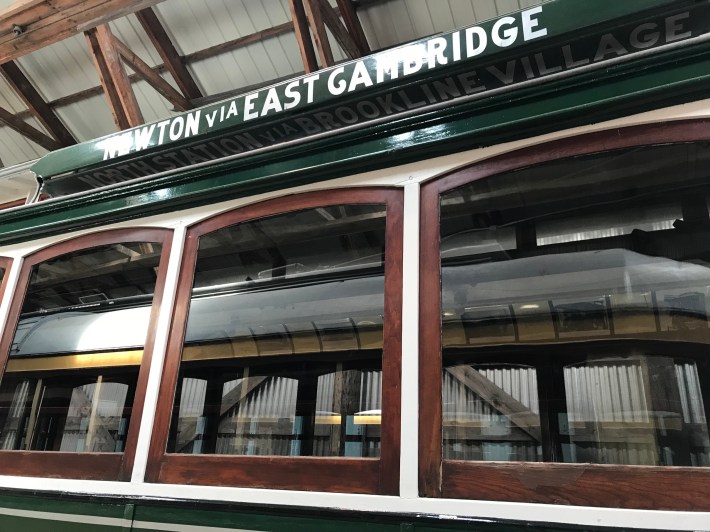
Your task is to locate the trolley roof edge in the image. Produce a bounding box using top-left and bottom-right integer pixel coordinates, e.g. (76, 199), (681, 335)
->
(0, 0), (705, 243)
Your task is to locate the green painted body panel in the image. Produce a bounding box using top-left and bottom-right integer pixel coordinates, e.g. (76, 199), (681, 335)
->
(0, 491), (663, 532)
(0, 515), (116, 532)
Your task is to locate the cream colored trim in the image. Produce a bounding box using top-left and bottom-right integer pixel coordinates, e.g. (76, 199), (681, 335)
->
(0, 506), (129, 527)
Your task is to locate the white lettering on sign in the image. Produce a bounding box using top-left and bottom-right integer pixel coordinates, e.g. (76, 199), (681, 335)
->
(94, 6), (696, 163)
(522, 6), (547, 41)
(99, 6), (550, 161)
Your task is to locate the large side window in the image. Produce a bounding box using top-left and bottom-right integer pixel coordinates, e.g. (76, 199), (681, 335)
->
(0, 228), (172, 480)
(420, 121), (710, 510)
(148, 189), (402, 494)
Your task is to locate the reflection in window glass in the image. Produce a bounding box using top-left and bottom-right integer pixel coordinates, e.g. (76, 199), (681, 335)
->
(440, 143), (710, 466)
(168, 205), (386, 457)
(0, 242), (163, 452)
(562, 356), (709, 466)
(443, 364), (541, 462)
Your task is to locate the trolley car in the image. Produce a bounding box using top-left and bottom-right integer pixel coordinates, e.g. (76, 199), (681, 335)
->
(0, 0), (708, 530)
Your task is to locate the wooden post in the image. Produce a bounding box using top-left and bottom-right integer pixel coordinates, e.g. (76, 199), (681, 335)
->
(135, 7), (203, 100)
(302, 0), (334, 68)
(85, 24), (144, 130)
(287, 0), (318, 73)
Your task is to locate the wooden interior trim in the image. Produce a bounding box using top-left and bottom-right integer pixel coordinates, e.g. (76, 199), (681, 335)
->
(379, 189), (403, 495)
(147, 188), (403, 494)
(145, 225), (199, 483)
(419, 118), (710, 508)
(442, 462), (710, 510)
(0, 452), (122, 480)
(419, 176), (443, 498)
(5, 349), (143, 373)
(157, 455), (379, 493)
(0, 198), (29, 211)
(0, 227), (173, 481)
(119, 231), (173, 480)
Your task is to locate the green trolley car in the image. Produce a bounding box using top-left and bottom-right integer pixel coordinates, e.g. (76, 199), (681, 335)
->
(0, 0), (708, 530)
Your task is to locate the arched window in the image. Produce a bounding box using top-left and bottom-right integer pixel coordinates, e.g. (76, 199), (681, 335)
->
(420, 120), (710, 510)
(148, 188), (403, 494)
(0, 228), (173, 480)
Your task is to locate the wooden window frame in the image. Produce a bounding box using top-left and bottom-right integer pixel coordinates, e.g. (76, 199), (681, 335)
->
(419, 119), (710, 510)
(147, 188), (403, 494)
(0, 257), (13, 305)
(0, 228), (173, 481)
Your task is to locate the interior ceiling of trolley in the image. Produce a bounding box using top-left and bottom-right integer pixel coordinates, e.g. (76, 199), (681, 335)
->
(0, 0), (542, 205)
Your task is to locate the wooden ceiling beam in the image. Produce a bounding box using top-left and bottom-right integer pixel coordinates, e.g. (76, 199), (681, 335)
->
(335, 0), (369, 54)
(0, 0), (166, 64)
(9, 0), (382, 121)
(85, 25), (143, 130)
(0, 60), (76, 146)
(134, 7), (202, 100)
(112, 35), (192, 112)
(318, 0), (361, 59)
(11, 23), (295, 119)
(287, 0), (318, 73)
(85, 26), (130, 130)
(0, 105), (61, 151)
(302, 0), (334, 68)
(186, 21), (294, 64)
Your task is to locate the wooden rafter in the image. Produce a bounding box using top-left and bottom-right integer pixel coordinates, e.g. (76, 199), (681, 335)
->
(318, 0), (361, 59)
(6, 0), (380, 124)
(287, 0), (318, 73)
(302, 0), (334, 68)
(0, 105), (61, 151)
(112, 36), (192, 112)
(335, 0), (369, 54)
(134, 7), (202, 100)
(85, 25), (143, 130)
(187, 21), (294, 64)
(14, 22), (297, 119)
(0, 60), (76, 147)
(0, 0), (166, 65)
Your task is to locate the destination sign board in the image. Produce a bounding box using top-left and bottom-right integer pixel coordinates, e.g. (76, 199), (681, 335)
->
(32, 0), (710, 198)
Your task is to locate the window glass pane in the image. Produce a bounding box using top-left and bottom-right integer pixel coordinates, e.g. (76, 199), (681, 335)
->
(168, 204), (386, 457)
(443, 363), (541, 461)
(440, 143), (710, 466)
(0, 242), (163, 452)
